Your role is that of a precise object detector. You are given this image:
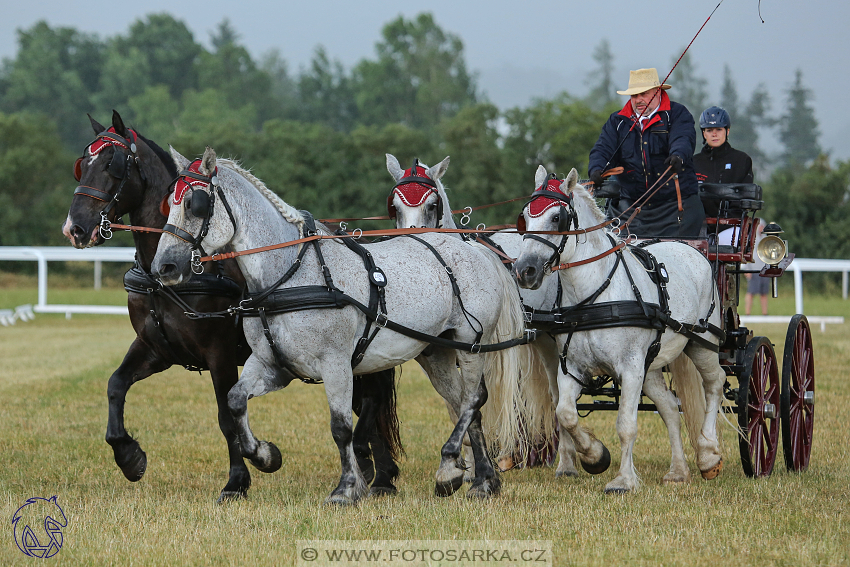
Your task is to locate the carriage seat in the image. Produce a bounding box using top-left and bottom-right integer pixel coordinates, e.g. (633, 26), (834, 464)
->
(698, 183), (763, 213)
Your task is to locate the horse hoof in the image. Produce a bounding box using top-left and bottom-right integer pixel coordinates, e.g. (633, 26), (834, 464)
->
(369, 485), (398, 497)
(216, 490), (247, 504)
(555, 469), (579, 478)
(324, 493), (359, 506)
(467, 478), (501, 499)
(661, 473), (690, 485)
(497, 456), (514, 472)
(580, 445), (611, 475)
(603, 486), (630, 495)
(250, 441), (282, 473)
(435, 474), (464, 497)
(700, 459), (723, 480)
(116, 444), (147, 482)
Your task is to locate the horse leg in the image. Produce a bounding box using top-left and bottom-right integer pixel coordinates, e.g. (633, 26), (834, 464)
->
(444, 399), (475, 482)
(556, 374), (610, 475)
(226, 355), (287, 474)
(685, 344), (726, 479)
(351, 376), (376, 485)
(464, 377), (502, 499)
(416, 350), (467, 496)
(354, 370), (402, 496)
(604, 368), (644, 494)
(207, 356), (252, 502)
(105, 338), (170, 482)
(323, 368), (369, 506)
(643, 368), (690, 484)
(542, 354), (579, 477)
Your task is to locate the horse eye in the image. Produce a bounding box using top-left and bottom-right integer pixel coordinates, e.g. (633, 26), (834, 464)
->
(426, 203), (437, 211)
(552, 214), (560, 224)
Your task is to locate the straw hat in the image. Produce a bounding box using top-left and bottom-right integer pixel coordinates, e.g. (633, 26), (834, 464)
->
(616, 68), (672, 96)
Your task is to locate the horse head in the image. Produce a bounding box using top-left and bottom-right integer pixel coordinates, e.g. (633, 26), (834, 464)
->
(513, 166), (583, 289)
(62, 110), (174, 248)
(386, 154), (452, 229)
(153, 146), (236, 285)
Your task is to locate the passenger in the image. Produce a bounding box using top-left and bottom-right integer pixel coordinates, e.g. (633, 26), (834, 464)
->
(588, 68), (704, 238)
(693, 106), (756, 246)
(693, 105), (754, 218)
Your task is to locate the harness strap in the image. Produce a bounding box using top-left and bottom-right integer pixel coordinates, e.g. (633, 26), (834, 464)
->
(403, 234), (484, 345)
(257, 307), (321, 384)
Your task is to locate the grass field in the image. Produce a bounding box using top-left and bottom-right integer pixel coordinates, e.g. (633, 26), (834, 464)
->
(1, 284), (849, 566)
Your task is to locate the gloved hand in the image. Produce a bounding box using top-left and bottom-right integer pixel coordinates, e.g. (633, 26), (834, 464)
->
(589, 170), (604, 186)
(664, 154), (684, 174)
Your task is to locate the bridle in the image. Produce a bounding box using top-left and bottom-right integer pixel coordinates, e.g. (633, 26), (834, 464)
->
(162, 160), (237, 275)
(387, 159), (444, 228)
(73, 128), (147, 240)
(516, 174), (578, 272)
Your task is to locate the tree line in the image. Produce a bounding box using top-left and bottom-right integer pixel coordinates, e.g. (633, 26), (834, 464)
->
(0, 12), (846, 265)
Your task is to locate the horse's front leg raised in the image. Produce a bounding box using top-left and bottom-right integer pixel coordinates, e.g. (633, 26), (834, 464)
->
(226, 355), (289, 474)
(323, 367), (369, 506)
(106, 338), (171, 482)
(207, 355), (252, 502)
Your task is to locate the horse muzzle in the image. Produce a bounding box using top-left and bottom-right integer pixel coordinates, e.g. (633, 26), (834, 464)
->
(513, 256), (545, 290)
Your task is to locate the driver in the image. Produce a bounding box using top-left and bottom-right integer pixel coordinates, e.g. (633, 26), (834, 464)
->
(588, 68), (704, 238)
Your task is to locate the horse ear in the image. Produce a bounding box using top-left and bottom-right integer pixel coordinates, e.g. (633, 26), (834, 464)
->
(427, 156), (450, 182)
(88, 114), (106, 135)
(534, 165), (548, 189)
(169, 146), (191, 170)
(565, 168), (579, 193)
(201, 146), (217, 176)
(111, 110), (127, 136)
(386, 154), (404, 182)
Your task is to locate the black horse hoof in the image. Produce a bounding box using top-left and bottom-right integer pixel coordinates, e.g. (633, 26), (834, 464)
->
(356, 456), (375, 485)
(114, 443), (147, 482)
(434, 474), (464, 497)
(249, 441), (282, 473)
(580, 445), (611, 475)
(603, 487), (630, 495)
(555, 469), (579, 478)
(216, 490), (248, 504)
(369, 484), (398, 497)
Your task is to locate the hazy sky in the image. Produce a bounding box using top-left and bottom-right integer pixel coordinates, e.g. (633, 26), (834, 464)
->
(3, 0), (847, 159)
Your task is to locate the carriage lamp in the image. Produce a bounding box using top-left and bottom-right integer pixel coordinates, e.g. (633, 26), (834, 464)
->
(756, 222), (787, 298)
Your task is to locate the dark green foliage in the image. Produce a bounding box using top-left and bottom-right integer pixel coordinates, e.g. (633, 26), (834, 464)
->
(0, 112), (75, 245)
(778, 69), (822, 168)
(762, 157), (850, 260)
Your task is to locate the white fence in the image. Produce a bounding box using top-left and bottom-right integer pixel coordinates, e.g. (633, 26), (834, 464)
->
(0, 247), (847, 322)
(0, 246), (135, 316)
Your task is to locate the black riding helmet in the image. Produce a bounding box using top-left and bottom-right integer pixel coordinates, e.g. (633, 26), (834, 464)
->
(699, 106), (731, 129)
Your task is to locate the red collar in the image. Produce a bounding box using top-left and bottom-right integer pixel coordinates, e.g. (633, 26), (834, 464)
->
(618, 90), (671, 130)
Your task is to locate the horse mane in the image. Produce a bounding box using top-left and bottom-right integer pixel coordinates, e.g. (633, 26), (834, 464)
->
(215, 158), (305, 230)
(136, 132), (178, 178)
(435, 177), (458, 229)
(571, 182), (615, 236)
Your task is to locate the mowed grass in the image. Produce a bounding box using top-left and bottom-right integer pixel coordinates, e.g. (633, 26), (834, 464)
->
(0, 286), (849, 566)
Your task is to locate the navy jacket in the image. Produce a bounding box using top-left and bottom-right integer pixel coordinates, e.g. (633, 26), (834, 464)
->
(588, 91), (699, 204)
(693, 140), (754, 217)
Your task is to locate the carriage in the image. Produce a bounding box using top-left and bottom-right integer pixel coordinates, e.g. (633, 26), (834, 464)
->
(584, 177), (815, 478)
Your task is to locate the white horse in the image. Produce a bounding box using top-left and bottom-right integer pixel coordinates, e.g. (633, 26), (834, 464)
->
(513, 166), (726, 493)
(152, 147), (530, 504)
(386, 154), (570, 475)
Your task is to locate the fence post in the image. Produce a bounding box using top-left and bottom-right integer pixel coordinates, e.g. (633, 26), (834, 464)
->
(843, 270), (847, 300)
(94, 260), (102, 291)
(793, 264), (803, 315)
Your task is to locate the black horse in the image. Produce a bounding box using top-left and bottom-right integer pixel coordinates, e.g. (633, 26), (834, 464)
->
(63, 111), (402, 500)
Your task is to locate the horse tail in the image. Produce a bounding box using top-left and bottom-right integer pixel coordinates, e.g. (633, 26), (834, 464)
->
(473, 245), (536, 460)
(355, 368), (404, 461)
(669, 353), (706, 458)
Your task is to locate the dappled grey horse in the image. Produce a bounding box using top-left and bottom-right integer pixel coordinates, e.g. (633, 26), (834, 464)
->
(513, 166), (726, 493)
(152, 147), (531, 504)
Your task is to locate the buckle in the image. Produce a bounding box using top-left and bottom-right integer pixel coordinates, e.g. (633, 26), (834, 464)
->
(375, 311), (389, 328)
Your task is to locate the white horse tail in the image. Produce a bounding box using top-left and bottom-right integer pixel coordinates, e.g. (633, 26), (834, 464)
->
(473, 244), (528, 459)
(513, 341), (557, 461)
(669, 353), (706, 458)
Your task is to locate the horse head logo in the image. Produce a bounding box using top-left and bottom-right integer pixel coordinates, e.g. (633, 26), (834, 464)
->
(12, 496), (67, 558)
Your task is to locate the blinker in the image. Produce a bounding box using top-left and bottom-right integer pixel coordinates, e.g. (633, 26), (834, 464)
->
(190, 188), (211, 218)
(107, 150), (126, 178)
(74, 157), (83, 182)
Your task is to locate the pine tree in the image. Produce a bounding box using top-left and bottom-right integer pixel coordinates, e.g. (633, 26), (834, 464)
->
(585, 40), (615, 110)
(779, 69), (821, 167)
(669, 52), (708, 143)
(719, 65), (771, 176)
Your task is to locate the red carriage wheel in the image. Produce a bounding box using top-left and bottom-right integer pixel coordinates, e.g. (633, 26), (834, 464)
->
(737, 336), (780, 477)
(781, 314), (815, 472)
